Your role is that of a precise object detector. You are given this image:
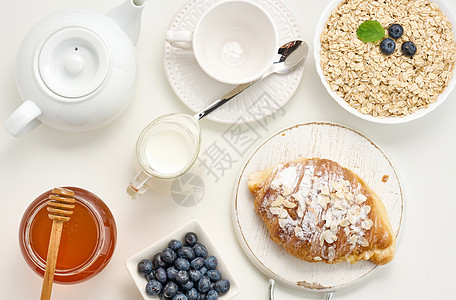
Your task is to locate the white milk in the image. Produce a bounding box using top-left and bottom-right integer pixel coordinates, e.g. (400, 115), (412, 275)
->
(145, 128), (191, 176)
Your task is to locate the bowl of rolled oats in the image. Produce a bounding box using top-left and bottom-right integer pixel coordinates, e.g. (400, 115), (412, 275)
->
(314, 0), (456, 123)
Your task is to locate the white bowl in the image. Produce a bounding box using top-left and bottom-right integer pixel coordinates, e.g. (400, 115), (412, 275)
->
(314, 0), (456, 124)
(125, 219), (240, 299)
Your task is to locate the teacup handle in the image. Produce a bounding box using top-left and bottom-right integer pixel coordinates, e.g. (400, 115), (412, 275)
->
(4, 100), (42, 138)
(126, 170), (152, 199)
(165, 30), (193, 49)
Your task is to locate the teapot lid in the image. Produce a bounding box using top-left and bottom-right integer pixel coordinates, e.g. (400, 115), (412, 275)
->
(38, 27), (109, 99)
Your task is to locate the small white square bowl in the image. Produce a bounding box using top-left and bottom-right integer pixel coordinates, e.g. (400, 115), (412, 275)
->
(126, 219), (240, 299)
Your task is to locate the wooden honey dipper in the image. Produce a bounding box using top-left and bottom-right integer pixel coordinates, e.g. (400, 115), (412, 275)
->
(40, 187), (76, 300)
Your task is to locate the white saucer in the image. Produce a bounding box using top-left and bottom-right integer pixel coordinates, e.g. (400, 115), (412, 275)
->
(232, 122), (404, 291)
(163, 0), (304, 123)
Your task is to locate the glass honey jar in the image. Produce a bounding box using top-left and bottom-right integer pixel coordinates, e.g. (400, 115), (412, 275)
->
(19, 187), (117, 284)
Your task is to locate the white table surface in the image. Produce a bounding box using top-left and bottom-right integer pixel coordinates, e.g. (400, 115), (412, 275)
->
(1, 0), (455, 299)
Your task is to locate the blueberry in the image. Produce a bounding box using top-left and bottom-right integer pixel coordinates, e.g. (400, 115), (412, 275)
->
(380, 38), (395, 55)
(180, 280), (194, 291)
(198, 276), (212, 293)
(169, 239), (183, 252)
(176, 270), (190, 284)
(206, 290), (218, 300)
(163, 281), (179, 298)
(145, 272), (155, 282)
(175, 257), (191, 271)
(145, 280), (163, 296)
(190, 257), (205, 270)
(186, 288), (198, 300)
(402, 41), (417, 57)
(199, 267), (208, 276)
(214, 279), (230, 294)
(185, 232), (198, 246)
(388, 24), (404, 39)
(153, 253), (167, 269)
(178, 247), (196, 261)
(189, 269), (202, 282)
(197, 293), (207, 300)
(162, 248), (177, 265)
(154, 267), (167, 283)
(137, 259), (153, 276)
(204, 256), (217, 270)
(167, 266), (179, 281)
(192, 243), (208, 258)
(173, 294), (188, 300)
(206, 270), (221, 282)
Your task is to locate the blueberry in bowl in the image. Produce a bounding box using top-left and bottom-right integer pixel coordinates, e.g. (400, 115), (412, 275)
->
(380, 38), (396, 55)
(185, 232), (198, 246)
(138, 259), (153, 276)
(388, 23), (403, 39)
(401, 41), (417, 57)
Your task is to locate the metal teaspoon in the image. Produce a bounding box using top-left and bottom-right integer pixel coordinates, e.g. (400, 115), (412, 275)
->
(194, 40), (308, 120)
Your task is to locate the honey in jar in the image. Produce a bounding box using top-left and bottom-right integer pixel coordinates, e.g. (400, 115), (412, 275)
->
(19, 187), (117, 284)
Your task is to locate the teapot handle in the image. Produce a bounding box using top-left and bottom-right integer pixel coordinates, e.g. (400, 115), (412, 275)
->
(5, 100), (42, 137)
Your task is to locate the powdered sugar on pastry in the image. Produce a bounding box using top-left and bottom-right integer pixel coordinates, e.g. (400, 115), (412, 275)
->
(249, 157), (396, 265)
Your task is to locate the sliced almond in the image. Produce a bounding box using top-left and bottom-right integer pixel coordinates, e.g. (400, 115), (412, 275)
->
(320, 186), (330, 195)
(330, 181), (340, 191)
(323, 230), (338, 244)
(270, 196), (284, 207)
(362, 219), (374, 230)
(334, 200), (345, 210)
(348, 213), (356, 225)
(353, 205), (362, 216)
(294, 226), (302, 237)
(359, 236), (369, 247)
(340, 218), (350, 227)
(282, 185), (293, 196)
(335, 190), (344, 199)
(318, 194), (330, 209)
(297, 204), (304, 218)
(278, 218), (288, 228)
(319, 234), (325, 247)
(349, 235), (358, 245)
(269, 207), (281, 216)
(278, 208), (288, 219)
(283, 200), (297, 208)
(356, 194), (367, 204)
(314, 256), (323, 261)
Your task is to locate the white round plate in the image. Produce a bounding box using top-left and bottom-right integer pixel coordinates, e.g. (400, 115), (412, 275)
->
(232, 122), (404, 291)
(164, 0), (304, 124)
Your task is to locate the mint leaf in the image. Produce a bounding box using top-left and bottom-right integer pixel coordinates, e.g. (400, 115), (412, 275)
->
(356, 20), (385, 43)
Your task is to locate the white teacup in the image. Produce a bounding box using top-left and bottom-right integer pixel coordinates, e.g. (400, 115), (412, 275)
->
(165, 0), (278, 84)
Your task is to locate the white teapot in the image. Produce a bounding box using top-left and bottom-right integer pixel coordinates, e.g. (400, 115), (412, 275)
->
(5, 0), (146, 137)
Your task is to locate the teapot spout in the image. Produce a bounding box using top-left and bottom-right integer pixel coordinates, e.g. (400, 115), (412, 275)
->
(107, 0), (146, 45)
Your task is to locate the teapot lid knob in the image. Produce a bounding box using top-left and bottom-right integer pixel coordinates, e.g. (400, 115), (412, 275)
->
(38, 27), (110, 99)
(64, 53), (84, 75)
